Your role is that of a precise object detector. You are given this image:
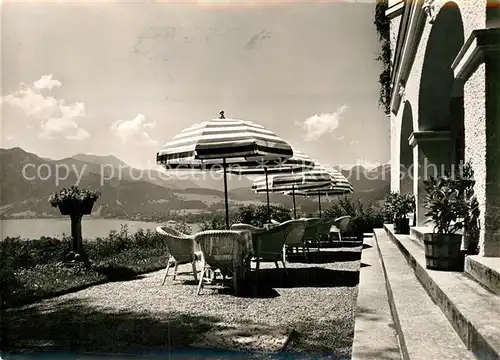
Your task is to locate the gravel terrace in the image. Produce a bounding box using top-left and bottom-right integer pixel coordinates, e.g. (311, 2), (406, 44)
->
(3, 245), (362, 360)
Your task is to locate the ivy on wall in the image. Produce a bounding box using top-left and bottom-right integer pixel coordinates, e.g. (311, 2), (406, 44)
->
(374, 0), (391, 115)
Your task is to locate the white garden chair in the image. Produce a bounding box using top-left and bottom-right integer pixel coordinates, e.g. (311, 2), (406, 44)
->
(329, 215), (352, 241)
(156, 226), (201, 285)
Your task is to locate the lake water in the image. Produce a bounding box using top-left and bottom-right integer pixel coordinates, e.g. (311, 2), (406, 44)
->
(0, 218), (202, 240)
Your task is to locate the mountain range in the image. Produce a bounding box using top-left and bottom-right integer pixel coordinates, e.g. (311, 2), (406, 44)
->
(0, 147), (390, 219)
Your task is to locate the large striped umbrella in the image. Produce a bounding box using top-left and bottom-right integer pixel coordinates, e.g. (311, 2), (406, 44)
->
(253, 164), (353, 217)
(226, 148), (315, 220)
(157, 111), (293, 228)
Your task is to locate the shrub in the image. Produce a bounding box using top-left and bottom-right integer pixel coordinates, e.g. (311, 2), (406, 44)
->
(383, 192), (415, 220)
(198, 204), (293, 230)
(199, 213), (227, 231)
(173, 220), (193, 235)
(323, 197), (385, 239)
(233, 204), (291, 227)
(1, 224), (167, 270)
(1, 225), (170, 307)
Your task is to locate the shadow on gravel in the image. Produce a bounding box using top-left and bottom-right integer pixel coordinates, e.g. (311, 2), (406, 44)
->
(288, 251), (361, 264)
(2, 298), (220, 354)
(93, 265), (145, 282)
(244, 268), (360, 291)
(2, 298), (354, 359)
(208, 267), (360, 299)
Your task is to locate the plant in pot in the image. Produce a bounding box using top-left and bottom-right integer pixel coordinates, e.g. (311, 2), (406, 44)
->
(49, 186), (101, 265)
(393, 193), (415, 234)
(423, 175), (468, 271)
(382, 192), (397, 223)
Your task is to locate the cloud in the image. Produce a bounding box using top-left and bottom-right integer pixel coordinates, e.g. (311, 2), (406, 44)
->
(110, 114), (158, 146)
(33, 74), (62, 90)
(297, 105), (348, 142)
(6, 135), (14, 141)
(349, 140), (360, 145)
(2, 75), (89, 141)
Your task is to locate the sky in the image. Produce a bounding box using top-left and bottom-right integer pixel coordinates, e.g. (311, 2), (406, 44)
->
(1, 0), (389, 170)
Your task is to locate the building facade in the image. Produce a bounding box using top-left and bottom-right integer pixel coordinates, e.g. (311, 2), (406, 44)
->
(387, 0), (500, 256)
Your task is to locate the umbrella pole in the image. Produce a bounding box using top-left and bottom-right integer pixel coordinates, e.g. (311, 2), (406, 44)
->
(265, 168), (271, 223)
(292, 185), (297, 219)
(223, 159), (230, 229)
(318, 192), (322, 218)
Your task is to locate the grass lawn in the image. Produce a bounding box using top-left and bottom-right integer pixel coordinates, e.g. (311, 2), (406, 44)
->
(1, 229), (170, 308)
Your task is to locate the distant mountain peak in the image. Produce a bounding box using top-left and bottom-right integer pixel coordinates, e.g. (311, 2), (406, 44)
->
(71, 153), (129, 168)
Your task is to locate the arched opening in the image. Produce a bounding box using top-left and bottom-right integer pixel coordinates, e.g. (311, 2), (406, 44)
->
(400, 101), (413, 194)
(415, 2), (465, 224)
(419, 2), (464, 133)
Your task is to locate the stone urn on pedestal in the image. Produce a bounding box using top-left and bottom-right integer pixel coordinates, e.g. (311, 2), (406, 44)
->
(49, 186), (101, 265)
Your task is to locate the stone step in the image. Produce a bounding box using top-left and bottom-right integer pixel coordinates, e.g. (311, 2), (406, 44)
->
(409, 226), (431, 244)
(410, 226), (500, 296)
(465, 256), (500, 296)
(384, 225), (500, 360)
(352, 235), (401, 360)
(374, 229), (475, 360)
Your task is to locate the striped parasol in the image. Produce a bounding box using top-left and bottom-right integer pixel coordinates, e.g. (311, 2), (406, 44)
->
(156, 111), (293, 228)
(253, 163), (353, 217)
(226, 148), (315, 219)
(285, 166), (353, 217)
(157, 113), (292, 169)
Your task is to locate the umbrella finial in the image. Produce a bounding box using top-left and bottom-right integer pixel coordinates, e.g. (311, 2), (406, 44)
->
(219, 110), (225, 119)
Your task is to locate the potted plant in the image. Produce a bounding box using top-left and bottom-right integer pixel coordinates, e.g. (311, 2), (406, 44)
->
(384, 192), (415, 234)
(48, 186), (101, 264)
(423, 174), (468, 271)
(381, 193), (396, 223)
(49, 186), (100, 216)
(393, 193), (415, 234)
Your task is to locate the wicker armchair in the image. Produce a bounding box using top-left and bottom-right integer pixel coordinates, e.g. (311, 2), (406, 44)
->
(251, 221), (293, 278)
(231, 223), (265, 233)
(194, 230), (252, 295)
(330, 216), (352, 241)
(156, 226), (200, 285)
(282, 219), (308, 261)
(301, 218), (322, 252)
(316, 218), (338, 247)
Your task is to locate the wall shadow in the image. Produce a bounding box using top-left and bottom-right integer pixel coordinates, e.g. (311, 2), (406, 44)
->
(287, 251), (361, 264)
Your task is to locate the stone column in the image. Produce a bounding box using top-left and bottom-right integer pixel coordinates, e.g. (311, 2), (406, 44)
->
(452, 28), (500, 256)
(409, 131), (453, 226)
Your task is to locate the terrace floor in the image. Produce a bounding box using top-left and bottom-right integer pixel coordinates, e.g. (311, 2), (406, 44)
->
(3, 244), (362, 360)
